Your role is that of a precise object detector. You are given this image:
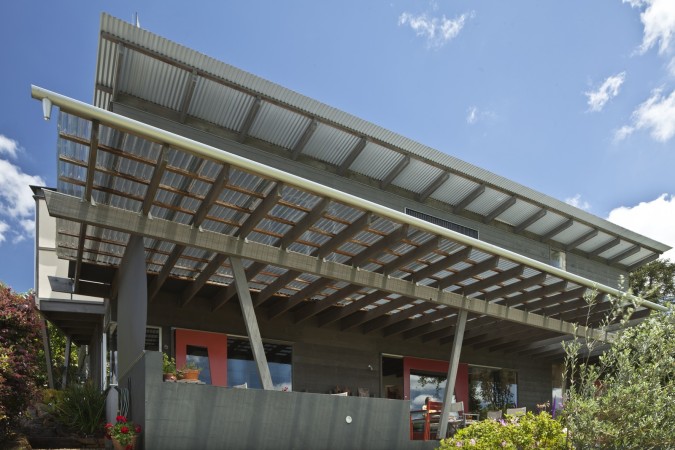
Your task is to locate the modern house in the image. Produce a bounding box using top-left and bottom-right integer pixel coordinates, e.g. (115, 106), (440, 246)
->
(32, 13), (670, 449)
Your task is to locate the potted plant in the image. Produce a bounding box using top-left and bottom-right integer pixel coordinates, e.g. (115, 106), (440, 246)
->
(177, 361), (201, 381)
(162, 353), (176, 381)
(104, 415), (141, 450)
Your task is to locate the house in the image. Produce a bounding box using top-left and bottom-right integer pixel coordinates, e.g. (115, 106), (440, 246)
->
(32, 13), (670, 449)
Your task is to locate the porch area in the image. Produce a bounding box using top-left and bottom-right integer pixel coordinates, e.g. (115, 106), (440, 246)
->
(124, 352), (436, 450)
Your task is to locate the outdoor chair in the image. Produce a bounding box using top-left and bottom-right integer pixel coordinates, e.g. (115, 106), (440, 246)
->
(487, 410), (503, 420)
(506, 407), (526, 417)
(409, 398), (467, 440)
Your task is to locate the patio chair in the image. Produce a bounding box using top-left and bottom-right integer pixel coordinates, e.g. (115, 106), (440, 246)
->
(410, 399), (466, 440)
(506, 407), (526, 417)
(487, 410), (503, 420)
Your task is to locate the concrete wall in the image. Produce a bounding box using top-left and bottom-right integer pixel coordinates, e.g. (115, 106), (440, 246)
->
(144, 299), (552, 412)
(142, 352), (435, 450)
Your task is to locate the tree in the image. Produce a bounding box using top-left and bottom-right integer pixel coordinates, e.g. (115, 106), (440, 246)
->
(561, 300), (675, 449)
(629, 259), (675, 304)
(0, 284), (43, 441)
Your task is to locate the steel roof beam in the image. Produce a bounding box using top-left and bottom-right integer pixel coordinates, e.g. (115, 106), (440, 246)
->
(383, 307), (454, 338)
(608, 244), (641, 265)
(237, 97), (262, 143)
(211, 261), (266, 311)
(565, 229), (598, 251)
(179, 70), (198, 123)
(453, 184), (485, 214)
(363, 302), (433, 334)
(514, 208), (547, 233)
(190, 164), (230, 227)
(381, 236), (440, 275)
(180, 253), (227, 307)
(317, 212), (372, 259)
(142, 145), (169, 216)
(316, 290), (386, 327)
(235, 184), (281, 238)
(541, 218), (574, 241)
(267, 278), (333, 319)
(483, 196), (517, 224)
(434, 256), (499, 291)
(417, 172), (449, 202)
(589, 237), (621, 256)
(253, 270), (301, 307)
(148, 244), (185, 302)
(337, 138), (367, 176)
(480, 272), (547, 302)
(380, 156), (410, 189)
(340, 297), (411, 331)
(348, 225), (408, 268)
(293, 284), (363, 324)
(495, 280), (568, 307)
(290, 120), (318, 160)
(459, 265), (525, 297)
(279, 198), (331, 249)
(410, 246), (472, 283)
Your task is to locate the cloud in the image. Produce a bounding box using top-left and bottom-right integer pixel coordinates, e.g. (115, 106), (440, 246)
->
(637, 0), (675, 56)
(615, 88), (675, 142)
(607, 193), (675, 261)
(399, 11), (474, 48)
(586, 72), (626, 112)
(466, 106), (496, 125)
(565, 194), (591, 211)
(0, 134), (19, 159)
(0, 155), (45, 245)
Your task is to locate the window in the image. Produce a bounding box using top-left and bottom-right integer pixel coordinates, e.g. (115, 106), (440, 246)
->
(550, 249), (566, 270)
(468, 366), (517, 413)
(227, 337), (292, 391)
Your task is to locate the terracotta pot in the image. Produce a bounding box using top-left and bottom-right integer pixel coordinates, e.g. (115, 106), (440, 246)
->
(181, 369), (200, 380)
(112, 436), (137, 450)
(163, 372), (176, 381)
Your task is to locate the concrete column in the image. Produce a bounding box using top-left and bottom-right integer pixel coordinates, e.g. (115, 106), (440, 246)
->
(230, 257), (273, 390)
(116, 234), (148, 378)
(62, 336), (71, 388)
(438, 308), (468, 439)
(40, 318), (55, 389)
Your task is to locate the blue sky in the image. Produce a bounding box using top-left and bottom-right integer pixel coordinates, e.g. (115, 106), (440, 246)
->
(1, 0), (674, 293)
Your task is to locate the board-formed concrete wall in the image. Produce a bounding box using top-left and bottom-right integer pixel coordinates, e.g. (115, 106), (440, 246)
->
(141, 352), (436, 450)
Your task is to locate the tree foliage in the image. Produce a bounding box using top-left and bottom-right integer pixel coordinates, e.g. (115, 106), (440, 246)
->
(561, 301), (675, 449)
(0, 284), (43, 441)
(629, 259), (675, 304)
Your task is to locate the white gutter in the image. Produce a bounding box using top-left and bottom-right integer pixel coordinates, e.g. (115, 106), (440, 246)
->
(31, 85), (668, 313)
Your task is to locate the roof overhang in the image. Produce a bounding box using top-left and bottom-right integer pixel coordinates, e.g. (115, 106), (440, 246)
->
(31, 85), (666, 358)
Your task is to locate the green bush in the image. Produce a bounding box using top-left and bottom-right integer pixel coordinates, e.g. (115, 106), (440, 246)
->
(49, 382), (106, 436)
(0, 285), (42, 441)
(437, 412), (571, 450)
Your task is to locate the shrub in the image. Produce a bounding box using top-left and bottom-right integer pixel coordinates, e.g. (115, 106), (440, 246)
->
(437, 412), (571, 450)
(49, 382), (106, 436)
(561, 303), (675, 449)
(0, 284), (42, 441)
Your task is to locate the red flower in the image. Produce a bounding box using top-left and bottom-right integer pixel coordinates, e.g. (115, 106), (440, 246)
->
(125, 445), (133, 450)
(121, 426), (129, 434)
(116, 415), (127, 423)
(134, 425), (142, 434)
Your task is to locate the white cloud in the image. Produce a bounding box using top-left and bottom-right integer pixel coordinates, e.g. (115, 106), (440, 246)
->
(622, 88), (675, 142)
(637, 0), (675, 56)
(0, 156), (45, 245)
(399, 11), (474, 48)
(607, 193), (675, 261)
(565, 194), (591, 211)
(466, 106), (478, 124)
(0, 134), (19, 159)
(586, 72), (626, 112)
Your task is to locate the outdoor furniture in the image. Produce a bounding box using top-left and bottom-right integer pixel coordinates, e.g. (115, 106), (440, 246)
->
(506, 407), (527, 417)
(409, 398), (467, 440)
(487, 410), (503, 420)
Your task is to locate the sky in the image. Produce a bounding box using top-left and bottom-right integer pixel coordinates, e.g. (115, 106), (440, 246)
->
(1, 0), (674, 294)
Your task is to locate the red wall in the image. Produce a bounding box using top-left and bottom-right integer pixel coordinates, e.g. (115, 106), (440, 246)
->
(403, 356), (469, 412)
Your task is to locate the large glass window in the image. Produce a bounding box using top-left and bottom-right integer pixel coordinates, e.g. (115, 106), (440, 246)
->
(227, 337), (292, 390)
(468, 366), (517, 413)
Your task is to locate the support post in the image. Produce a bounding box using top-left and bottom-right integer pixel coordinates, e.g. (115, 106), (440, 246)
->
(438, 308), (468, 439)
(116, 235), (148, 378)
(230, 257), (273, 390)
(40, 318), (54, 389)
(62, 335), (71, 388)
